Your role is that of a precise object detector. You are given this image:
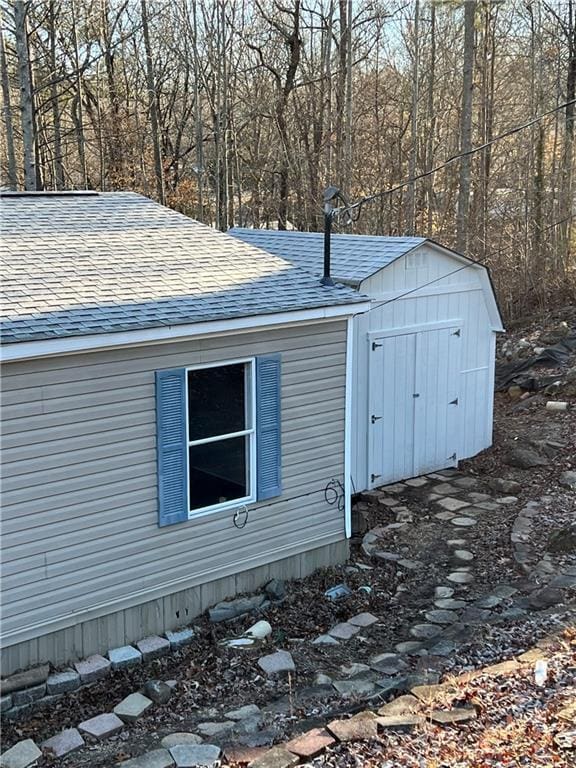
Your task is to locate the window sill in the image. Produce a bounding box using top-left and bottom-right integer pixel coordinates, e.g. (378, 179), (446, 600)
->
(187, 494), (256, 521)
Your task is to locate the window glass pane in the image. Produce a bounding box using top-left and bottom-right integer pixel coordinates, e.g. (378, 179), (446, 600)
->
(188, 363), (247, 441)
(189, 435), (249, 512)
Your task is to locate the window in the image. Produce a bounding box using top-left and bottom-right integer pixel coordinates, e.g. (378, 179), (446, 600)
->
(186, 360), (255, 514)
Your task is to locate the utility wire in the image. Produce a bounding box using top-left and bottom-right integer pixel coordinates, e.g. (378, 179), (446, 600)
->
(337, 98), (576, 219)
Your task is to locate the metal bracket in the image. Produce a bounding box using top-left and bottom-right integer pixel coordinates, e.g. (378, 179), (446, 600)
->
(372, 341), (383, 351)
(371, 473), (381, 483)
(413, 393), (420, 398)
(371, 414), (382, 424)
(449, 397), (459, 405)
(447, 452), (457, 462)
(452, 329), (461, 337)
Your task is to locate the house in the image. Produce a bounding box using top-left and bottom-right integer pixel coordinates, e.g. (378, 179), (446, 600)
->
(0, 192), (370, 675)
(230, 229), (504, 492)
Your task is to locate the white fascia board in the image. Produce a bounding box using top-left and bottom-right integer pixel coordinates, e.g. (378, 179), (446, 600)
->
(344, 316), (354, 538)
(1, 301), (371, 363)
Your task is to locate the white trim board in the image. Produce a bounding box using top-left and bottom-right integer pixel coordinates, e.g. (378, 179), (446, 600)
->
(0, 302), (371, 363)
(367, 283), (482, 302)
(368, 319), (463, 340)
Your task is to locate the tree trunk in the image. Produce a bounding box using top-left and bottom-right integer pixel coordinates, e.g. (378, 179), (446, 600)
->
(406, 0), (420, 235)
(456, 0), (476, 253)
(0, 26), (17, 189)
(49, 0), (64, 189)
(14, 0), (36, 190)
(141, 0), (165, 204)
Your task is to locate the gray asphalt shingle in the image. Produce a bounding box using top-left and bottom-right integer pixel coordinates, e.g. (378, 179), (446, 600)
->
(1, 193), (364, 344)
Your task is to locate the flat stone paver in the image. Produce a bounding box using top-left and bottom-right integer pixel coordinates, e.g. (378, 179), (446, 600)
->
(165, 629), (195, 648)
(434, 586), (455, 599)
(115, 749), (175, 768)
(453, 550), (474, 561)
(327, 711), (379, 742)
(378, 497), (400, 507)
(425, 609), (459, 625)
(466, 492), (491, 503)
(447, 571), (475, 584)
(474, 595), (502, 609)
(114, 692), (153, 723)
(13, 683), (46, 706)
(46, 670), (81, 694)
(0, 739), (42, 768)
(410, 623), (442, 640)
(78, 712), (124, 740)
(491, 584), (519, 598)
(332, 679), (376, 697)
(435, 511), (457, 521)
(249, 747), (299, 768)
(108, 645), (143, 670)
(340, 662), (370, 677)
(136, 636), (171, 660)
(258, 650), (295, 676)
(384, 483), (406, 494)
(74, 654), (111, 683)
(377, 714), (425, 730)
(42, 728), (84, 758)
(397, 559), (424, 570)
(452, 477), (479, 490)
(224, 704), (261, 721)
(348, 612), (379, 627)
(428, 639), (459, 656)
(285, 728), (336, 758)
(411, 683), (457, 703)
(476, 501), (500, 511)
(429, 707), (477, 724)
(395, 640), (425, 654)
(404, 477), (429, 487)
(328, 622), (361, 641)
(196, 722), (234, 737)
(378, 694), (421, 716)
(434, 598), (468, 610)
(496, 496), (519, 505)
(169, 744), (221, 768)
(370, 653), (408, 675)
(450, 516), (477, 527)
(437, 497), (470, 512)
(161, 733), (203, 748)
(312, 634), (339, 645)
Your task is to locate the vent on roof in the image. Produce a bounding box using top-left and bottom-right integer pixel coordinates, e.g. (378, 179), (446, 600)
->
(405, 251), (428, 269)
(0, 190), (99, 198)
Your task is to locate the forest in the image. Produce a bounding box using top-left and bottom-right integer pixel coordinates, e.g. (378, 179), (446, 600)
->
(1, 0), (575, 319)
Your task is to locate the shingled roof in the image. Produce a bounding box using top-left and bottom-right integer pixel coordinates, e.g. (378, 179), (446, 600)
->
(229, 228), (427, 286)
(0, 192), (365, 344)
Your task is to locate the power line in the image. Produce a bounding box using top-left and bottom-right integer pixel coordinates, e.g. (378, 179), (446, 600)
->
(340, 98), (576, 218)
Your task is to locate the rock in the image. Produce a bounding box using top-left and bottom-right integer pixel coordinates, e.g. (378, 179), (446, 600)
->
(505, 447), (549, 469)
(548, 526), (576, 553)
(429, 707), (477, 724)
(285, 728), (335, 759)
(41, 728), (85, 758)
(332, 679), (376, 697)
(208, 594), (266, 622)
(559, 471), (576, 490)
(327, 711), (379, 742)
(411, 683), (457, 703)
(433, 483), (459, 495)
(46, 670), (81, 695)
(370, 653), (408, 675)
(410, 624), (441, 640)
(248, 746), (298, 768)
(377, 714), (424, 730)
(340, 663), (371, 677)
(0, 739), (42, 768)
(529, 587), (563, 610)
(0, 665), (50, 696)
(447, 572), (474, 584)
(395, 641), (425, 655)
(225, 704), (261, 721)
(245, 621), (272, 640)
(78, 712), (124, 740)
(165, 629), (195, 648)
(265, 579), (286, 601)
(508, 385), (523, 400)
(375, 677), (410, 696)
(481, 660), (519, 677)
(489, 478), (522, 494)
(108, 646), (143, 670)
(425, 609), (458, 625)
(197, 722), (234, 738)
(143, 680), (173, 705)
(1, 695), (12, 712)
(452, 550), (474, 562)
(312, 634), (339, 645)
(115, 749), (175, 768)
(428, 640), (459, 656)
(114, 692), (153, 723)
(314, 673), (333, 686)
(434, 586), (455, 599)
(496, 496), (519, 505)
(435, 511), (457, 521)
(404, 477), (429, 487)
(346, 614), (378, 631)
(136, 636), (171, 661)
(549, 574), (576, 589)
(378, 694), (420, 716)
(223, 746), (268, 765)
(258, 651), (295, 676)
(491, 584), (518, 598)
(74, 654), (111, 683)
(169, 744), (221, 767)
(436, 497), (471, 512)
(474, 595), (502, 609)
(161, 733), (203, 748)
(397, 559), (424, 570)
(12, 683), (45, 706)
(460, 607), (492, 624)
(434, 598), (467, 610)
(450, 517), (477, 527)
(328, 623), (361, 641)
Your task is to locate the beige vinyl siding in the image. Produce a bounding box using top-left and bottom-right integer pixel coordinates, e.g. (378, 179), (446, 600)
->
(1, 320), (348, 646)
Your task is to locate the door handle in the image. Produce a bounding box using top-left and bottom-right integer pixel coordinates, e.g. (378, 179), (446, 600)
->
(449, 397), (459, 405)
(371, 415), (382, 424)
(372, 341), (383, 351)
(413, 393), (420, 398)
(371, 473), (381, 483)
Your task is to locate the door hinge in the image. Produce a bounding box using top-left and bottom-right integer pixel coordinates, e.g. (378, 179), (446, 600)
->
(371, 414), (383, 424)
(447, 452), (457, 462)
(371, 473), (381, 483)
(372, 341), (383, 351)
(449, 397), (459, 405)
(452, 329), (461, 337)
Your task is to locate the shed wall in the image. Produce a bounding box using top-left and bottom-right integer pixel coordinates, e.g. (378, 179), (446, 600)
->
(1, 320), (348, 655)
(351, 247), (496, 492)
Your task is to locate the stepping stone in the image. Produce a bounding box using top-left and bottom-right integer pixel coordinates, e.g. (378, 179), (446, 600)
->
(397, 559), (424, 570)
(476, 501), (500, 511)
(434, 598), (467, 610)
(258, 650), (295, 676)
(374, 551), (402, 561)
(327, 711), (379, 741)
(549, 574), (576, 589)
(377, 714), (425, 731)
(460, 607), (492, 624)
(491, 584), (518, 598)
(340, 662), (370, 677)
(395, 640), (425, 655)
(225, 704), (261, 721)
(466, 492), (491, 503)
(117, 750), (175, 768)
(42, 728), (85, 758)
(78, 712), (124, 740)
(429, 707), (476, 724)
(427, 493), (442, 502)
(447, 572), (474, 584)
(434, 511), (457, 521)
(379, 497), (400, 507)
(197, 722), (234, 738)
(453, 477), (479, 490)
(108, 645), (142, 670)
(446, 538), (468, 547)
(437, 497), (471, 512)
(286, 728), (336, 759)
(328, 623), (361, 641)
(378, 694), (421, 716)
(450, 516), (477, 527)
(411, 683), (457, 703)
(74, 654), (111, 683)
(404, 477), (429, 487)
(496, 496), (519, 505)
(453, 550), (474, 562)
(370, 653), (408, 675)
(434, 586), (454, 599)
(169, 744), (221, 767)
(384, 483), (406, 494)
(474, 595), (502, 609)
(348, 612), (379, 627)
(410, 623), (441, 640)
(0, 739), (42, 768)
(437, 468), (461, 478)
(136, 635), (171, 660)
(161, 733), (204, 748)
(432, 483), (460, 495)
(332, 679), (376, 697)
(425, 609), (459, 625)
(313, 634), (339, 645)
(114, 692), (153, 723)
(427, 640), (459, 657)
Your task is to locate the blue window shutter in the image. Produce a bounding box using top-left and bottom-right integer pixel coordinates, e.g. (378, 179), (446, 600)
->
(155, 368), (188, 526)
(256, 354), (282, 501)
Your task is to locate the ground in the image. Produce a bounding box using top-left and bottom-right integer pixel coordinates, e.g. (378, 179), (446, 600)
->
(2, 313), (575, 767)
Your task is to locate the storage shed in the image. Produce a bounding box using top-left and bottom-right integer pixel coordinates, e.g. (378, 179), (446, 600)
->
(230, 230), (504, 492)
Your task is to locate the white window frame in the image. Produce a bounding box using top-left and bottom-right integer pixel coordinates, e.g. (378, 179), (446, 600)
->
(185, 357), (257, 519)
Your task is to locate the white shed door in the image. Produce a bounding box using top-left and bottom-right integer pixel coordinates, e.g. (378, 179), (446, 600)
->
(368, 325), (461, 488)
